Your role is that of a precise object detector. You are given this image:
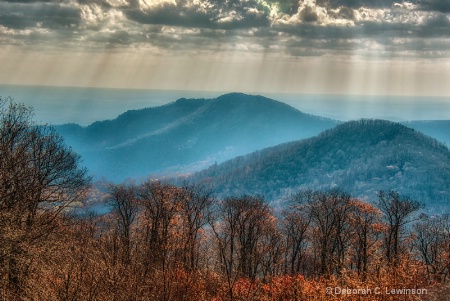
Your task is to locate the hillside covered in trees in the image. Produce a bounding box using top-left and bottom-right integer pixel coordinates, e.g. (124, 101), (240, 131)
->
(54, 93), (338, 181)
(2, 98), (450, 300)
(190, 119), (450, 211)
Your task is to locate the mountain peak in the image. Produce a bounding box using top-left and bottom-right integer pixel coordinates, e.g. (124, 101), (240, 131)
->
(216, 93), (277, 104)
(54, 93), (339, 182)
(217, 92), (248, 98)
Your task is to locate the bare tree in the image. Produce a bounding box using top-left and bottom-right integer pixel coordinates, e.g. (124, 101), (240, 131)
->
(349, 199), (382, 280)
(137, 180), (182, 301)
(0, 98), (90, 297)
(414, 214), (450, 283)
(108, 184), (138, 265)
(178, 182), (214, 271)
(210, 195), (275, 300)
(281, 206), (311, 275)
(377, 190), (422, 265)
(294, 189), (353, 276)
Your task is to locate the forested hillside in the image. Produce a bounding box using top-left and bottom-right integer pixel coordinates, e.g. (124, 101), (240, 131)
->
(2, 98), (450, 300)
(191, 119), (450, 211)
(55, 93), (338, 181)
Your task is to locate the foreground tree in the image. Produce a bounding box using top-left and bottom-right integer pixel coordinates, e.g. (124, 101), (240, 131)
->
(377, 190), (422, 265)
(281, 205), (311, 275)
(0, 98), (91, 298)
(210, 195), (279, 300)
(137, 180), (183, 300)
(293, 189), (353, 276)
(178, 183), (214, 271)
(108, 184), (138, 265)
(348, 199), (382, 280)
(414, 214), (450, 283)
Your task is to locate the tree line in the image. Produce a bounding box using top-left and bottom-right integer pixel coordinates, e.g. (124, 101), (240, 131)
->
(1, 98), (449, 300)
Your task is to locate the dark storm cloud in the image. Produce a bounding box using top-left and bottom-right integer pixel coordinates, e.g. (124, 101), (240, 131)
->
(315, 0), (396, 9)
(277, 17), (450, 40)
(75, 0), (116, 9)
(418, 0), (450, 13)
(124, 1), (270, 30)
(2, 0), (110, 5)
(1, 0), (54, 2)
(124, 5), (214, 28)
(315, 0), (450, 13)
(0, 2), (81, 30)
(269, 10), (450, 57)
(418, 12), (450, 36)
(299, 6), (319, 22)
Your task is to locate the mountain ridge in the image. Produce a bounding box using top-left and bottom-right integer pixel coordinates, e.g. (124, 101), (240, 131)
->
(55, 93), (339, 181)
(188, 119), (450, 211)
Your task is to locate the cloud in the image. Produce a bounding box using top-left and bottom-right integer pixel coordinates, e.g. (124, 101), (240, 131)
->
(299, 6), (319, 22)
(315, 0), (396, 9)
(418, 0), (450, 13)
(1, 0), (55, 2)
(0, 2), (81, 30)
(0, 0), (450, 58)
(332, 6), (356, 20)
(123, 0), (271, 30)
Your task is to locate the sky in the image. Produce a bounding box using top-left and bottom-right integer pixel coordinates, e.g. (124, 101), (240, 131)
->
(1, 0), (450, 96)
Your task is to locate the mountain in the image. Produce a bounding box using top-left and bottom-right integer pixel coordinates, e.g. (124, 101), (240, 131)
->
(189, 119), (450, 212)
(55, 93), (338, 182)
(403, 120), (450, 147)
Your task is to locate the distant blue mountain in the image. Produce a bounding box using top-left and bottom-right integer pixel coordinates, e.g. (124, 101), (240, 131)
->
(403, 120), (450, 147)
(55, 93), (339, 181)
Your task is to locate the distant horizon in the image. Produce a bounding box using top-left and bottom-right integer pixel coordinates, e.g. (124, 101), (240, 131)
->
(1, 84), (449, 126)
(5, 82), (450, 98)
